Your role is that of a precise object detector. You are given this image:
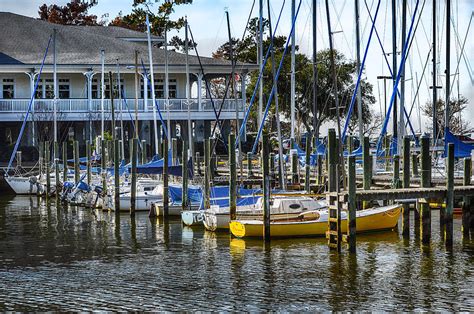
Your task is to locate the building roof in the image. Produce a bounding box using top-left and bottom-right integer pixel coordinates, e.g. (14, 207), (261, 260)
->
(0, 12), (256, 73)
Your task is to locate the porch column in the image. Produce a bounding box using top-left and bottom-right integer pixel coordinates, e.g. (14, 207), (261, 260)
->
(197, 73), (203, 111)
(84, 71), (96, 143)
(25, 70), (38, 146)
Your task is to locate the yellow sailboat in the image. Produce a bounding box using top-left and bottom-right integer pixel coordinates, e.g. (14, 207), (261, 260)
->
(229, 204), (402, 238)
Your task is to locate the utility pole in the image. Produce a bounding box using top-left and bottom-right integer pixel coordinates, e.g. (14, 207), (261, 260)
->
(355, 0), (363, 144)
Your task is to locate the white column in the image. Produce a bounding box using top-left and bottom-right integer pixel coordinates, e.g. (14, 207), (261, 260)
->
(142, 73), (148, 112)
(84, 71), (95, 143)
(197, 73), (203, 111)
(25, 71), (37, 146)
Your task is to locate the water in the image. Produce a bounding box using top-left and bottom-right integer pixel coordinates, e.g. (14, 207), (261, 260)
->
(0, 195), (472, 311)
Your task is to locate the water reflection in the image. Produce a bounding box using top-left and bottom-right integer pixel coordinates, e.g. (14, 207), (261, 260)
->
(0, 196), (472, 311)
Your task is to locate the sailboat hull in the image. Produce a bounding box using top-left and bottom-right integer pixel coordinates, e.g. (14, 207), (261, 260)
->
(5, 176), (38, 194)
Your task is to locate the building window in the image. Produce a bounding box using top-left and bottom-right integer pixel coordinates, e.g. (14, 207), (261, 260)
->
(92, 78), (123, 99)
(44, 79), (54, 99)
(140, 78), (177, 98)
(2, 79), (14, 99)
(59, 79), (70, 99)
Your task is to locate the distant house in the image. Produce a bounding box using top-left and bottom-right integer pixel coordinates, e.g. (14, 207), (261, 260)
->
(0, 12), (256, 154)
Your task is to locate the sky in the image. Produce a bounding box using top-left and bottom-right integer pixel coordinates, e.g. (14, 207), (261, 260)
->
(1, 0), (473, 136)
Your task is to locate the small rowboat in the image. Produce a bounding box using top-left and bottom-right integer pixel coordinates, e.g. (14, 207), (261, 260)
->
(229, 204), (402, 238)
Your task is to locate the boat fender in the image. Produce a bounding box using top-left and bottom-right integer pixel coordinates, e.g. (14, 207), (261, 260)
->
(29, 176), (37, 184)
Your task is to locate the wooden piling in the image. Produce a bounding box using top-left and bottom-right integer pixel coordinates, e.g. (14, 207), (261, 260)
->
(130, 138), (138, 216)
(420, 135), (431, 244)
(247, 152), (253, 178)
(172, 138), (178, 165)
(269, 152), (275, 182)
(113, 139), (120, 213)
(38, 142), (44, 195)
(362, 136), (371, 208)
(328, 129), (337, 192)
(317, 155), (322, 185)
(445, 143), (454, 246)
(141, 140), (147, 164)
(402, 136), (410, 237)
(54, 141), (60, 202)
(73, 140), (80, 184)
(412, 153), (419, 176)
(204, 138), (211, 210)
(291, 150), (298, 184)
(305, 138), (311, 193)
(262, 133), (271, 241)
(45, 141), (51, 197)
(86, 140), (91, 185)
(182, 140), (189, 212)
(348, 155), (356, 252)
(229, 133), (236, 221)
(393, 155), (400, 189)
(462, 157), (471, 237)
(62, 141), (67, 184)
(163, 138), (169, 217)
(101, 139), (107, 195)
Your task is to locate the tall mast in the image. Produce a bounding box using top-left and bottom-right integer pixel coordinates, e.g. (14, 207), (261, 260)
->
(312, 0), (318, 144)
(146, 14), (159, 155)
(116, 60), (125, 159)
(445, 0), (451, 133)
(290, 0), (296, 141)
(100, 49), (105, 140)
(432, 0), (438, 142)
(355, 0), (363, 144)
(185, 17), (193, 158)
(258, 0), (264, 128)
(134, 51), (139, 139)
(165, 22), (171, 144)
(53, 28), (58, 159)
(399, 0), (407, 151)
(391, 0), (397, 153)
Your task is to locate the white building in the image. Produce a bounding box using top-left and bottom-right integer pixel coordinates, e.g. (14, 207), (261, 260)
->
(0, 12), (256, 157)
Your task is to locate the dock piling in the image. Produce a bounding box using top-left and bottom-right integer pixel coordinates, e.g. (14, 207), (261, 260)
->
(45, 141), (51, 198)
(262, 133), (271, 241)
(362, 136), (371, 208)
(114, 139), (120, 214)
(86, 140), (91, 185)
(291, 149), (298, 184)
(163, 138), (169, 218)
(462, 157), (471, 237)
(54, 141), (60, 203)
(229, 133), (236, 221)
(247, 152), (253, 178)
(62, 141), (67, 184)
(420, 135), (431, 244)
(73, 140), (80, 185)
(204, 138), (211, 210)
(402, 136), (410, 237)
(182, 140), (189, 212)
(131, 138), (138, 216)
(141, 140), (147, 164)
(445, 143), (454, 246)
(348, 155), (356, 252)
(305, 138), (311, 193)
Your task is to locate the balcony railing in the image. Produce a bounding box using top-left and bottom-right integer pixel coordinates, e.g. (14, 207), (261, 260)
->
(0, 98), (245, 113)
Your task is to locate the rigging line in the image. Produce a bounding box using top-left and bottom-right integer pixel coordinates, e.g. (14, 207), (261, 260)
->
(449, 11), (473, 95)
(235, 0), (287, 147)
(6, 35), (52, 173)
(406, 46), (432, 125)
(450, 11), (474, 83)
(361, 0), (376, 39)
(330, 0), (353, 56)
(139, 58), (169, 141)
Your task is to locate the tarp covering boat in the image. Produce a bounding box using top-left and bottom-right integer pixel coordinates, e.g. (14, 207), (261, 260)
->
(444, 129), (474, 158)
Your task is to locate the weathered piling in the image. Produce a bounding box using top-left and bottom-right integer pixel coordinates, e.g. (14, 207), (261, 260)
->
(328, 129), (337, 192)
(62, 141), (67, 183)
(172, 138), (178, 165)
(262, 133), (271, 241)
(16, 151), (22, 167)
(54, 142), (60, 202)
(412, 153), (419, 176)
(269, 152), (275, 182)
(419, 135), (431, 244)
(114, 139), (120, 213)
(317, 155), (322, 185)
(348, 155), (356, 252)
(402, 136), (411, 237)
(182, 140), (189, 212)
(229, 133), (236, 221)
(130, 138), (138, 216)
(101, 138), (107, 194)
(141, 140), (147, 164)
(305, 139), (311, 193)
(45, 141), (51, 197)
(163, 138), (169, 217)
(362, 136), (371, 209)
(86, 140), (91, 185)
(462, 157), (471, 237)
(118, 140), (123, 161)
(204, 138), (211, 209)
(445, 143), (454, 246)
(291, 149), (298, 184)
(38, 142), (44, 192)
(73, 140), (80, 184)
(393, 155), (400, 189)
(247, 152), (253, 178)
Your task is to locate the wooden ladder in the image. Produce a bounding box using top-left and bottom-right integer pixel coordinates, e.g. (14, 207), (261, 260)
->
(326, 192), (343, 251)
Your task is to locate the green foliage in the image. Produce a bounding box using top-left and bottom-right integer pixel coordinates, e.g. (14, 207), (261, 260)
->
(38, 0), (103, 25)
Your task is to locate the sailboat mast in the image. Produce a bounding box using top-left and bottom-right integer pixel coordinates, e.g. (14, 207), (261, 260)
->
(312, 0), (318, 144)
(100, 49), (105, 140)
(146, 14), (159, 155)
(53, 28), (58, 158)
(165, 24), (171, 144)
(355, 0), (363, 144)
(134, 51), (139, 139)
(185, 17), (193, 158)
(391, 0), (398, 152)
(116, 60), (125, 159)
(290, 0), (296, 141)
(445, 0), (451, 132)
(258, 0), (264, 128)
(399, 0), (407, 150)
(432, 0), (438, 142)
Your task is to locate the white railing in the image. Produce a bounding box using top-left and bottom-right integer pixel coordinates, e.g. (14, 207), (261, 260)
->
(0, 98), (245, 113)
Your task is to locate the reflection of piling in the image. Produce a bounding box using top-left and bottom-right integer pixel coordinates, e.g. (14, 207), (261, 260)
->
(445, 143), (454, 246)
(262, 133), (271, 241)
(62, 142), (68, 184)
(204, 138), (211, 210)
(163, 138), (169, 218)
(402, 136), (410, 237)
(420, 135), (431, 244)
(462, 157), (471, 237)
(182, 140), (188, 212)
(229, 133), (236, 221)
(45, 141), (51, 198)
(347, 155), (356, 253)
(130, 138), (138, 216)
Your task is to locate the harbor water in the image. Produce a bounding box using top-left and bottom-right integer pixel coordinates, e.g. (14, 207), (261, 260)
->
(0, 195), (472, 311)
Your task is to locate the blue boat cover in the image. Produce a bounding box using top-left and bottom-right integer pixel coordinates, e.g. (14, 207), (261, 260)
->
(444, 129), (474, 158)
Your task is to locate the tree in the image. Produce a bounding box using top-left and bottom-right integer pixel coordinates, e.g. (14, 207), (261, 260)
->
(212, 18), (376, 137)
(38, 0), (103, 26)
(421, 96), (472, 137)
(109, 0), (194, 51)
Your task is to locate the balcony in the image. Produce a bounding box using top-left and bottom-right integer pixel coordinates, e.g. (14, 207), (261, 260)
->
(0, 98), (246, 121)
